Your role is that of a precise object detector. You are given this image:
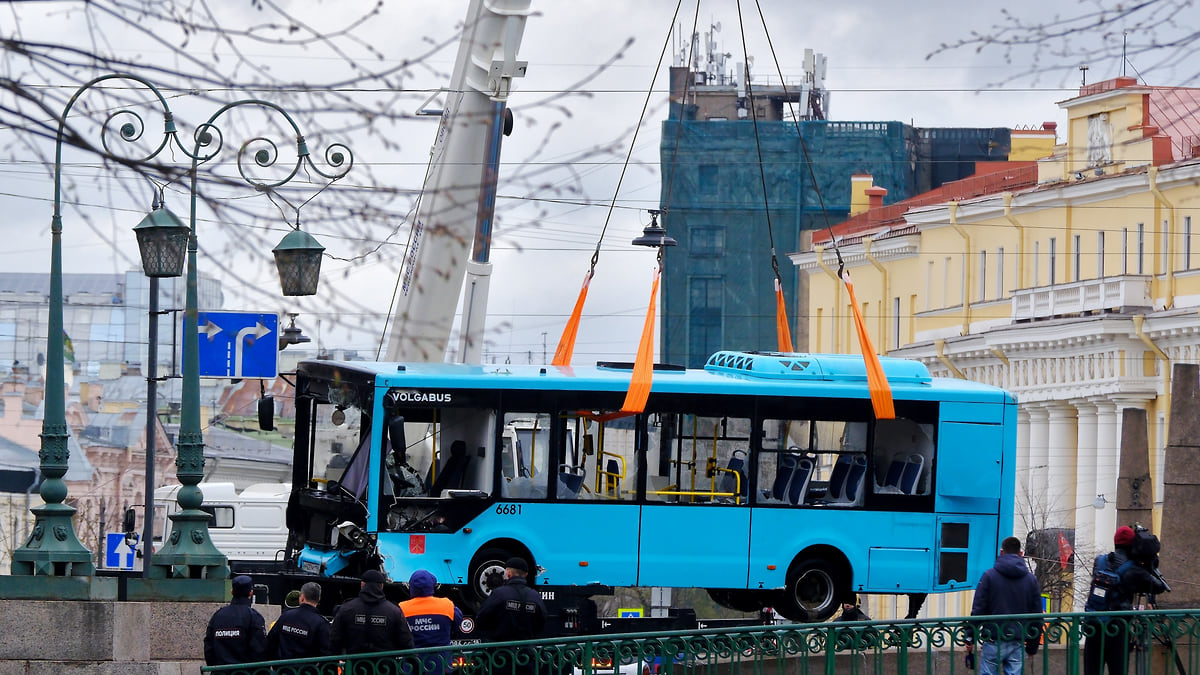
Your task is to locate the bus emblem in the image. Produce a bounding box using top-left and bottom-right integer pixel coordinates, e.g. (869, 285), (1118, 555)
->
(409, 534), (425, 554)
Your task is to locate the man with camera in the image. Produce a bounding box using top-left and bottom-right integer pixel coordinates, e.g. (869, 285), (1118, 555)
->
(1083, 525), (1169, 675)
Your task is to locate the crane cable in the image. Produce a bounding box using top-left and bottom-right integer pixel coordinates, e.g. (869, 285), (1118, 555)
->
(551, 0), (693, 368)
(748, 0), (893, 418)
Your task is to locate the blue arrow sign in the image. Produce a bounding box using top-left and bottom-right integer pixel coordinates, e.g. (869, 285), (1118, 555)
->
(187, 311), (279, 379)
(105, 532), (136, 570)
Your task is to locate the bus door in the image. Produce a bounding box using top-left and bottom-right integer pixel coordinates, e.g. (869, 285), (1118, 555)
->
(637, 413), (752, 588)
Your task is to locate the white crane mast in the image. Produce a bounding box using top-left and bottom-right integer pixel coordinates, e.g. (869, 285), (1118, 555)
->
(384, 0), (531, 363)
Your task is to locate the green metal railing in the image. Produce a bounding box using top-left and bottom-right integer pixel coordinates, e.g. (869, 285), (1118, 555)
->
(205, 610), (1200, 675)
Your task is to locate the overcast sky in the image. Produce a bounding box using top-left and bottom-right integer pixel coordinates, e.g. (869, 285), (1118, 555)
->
(2, 0), (1196, 366)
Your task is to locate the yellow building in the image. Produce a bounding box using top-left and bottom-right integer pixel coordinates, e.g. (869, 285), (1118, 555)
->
(792, 77), (1200, 617)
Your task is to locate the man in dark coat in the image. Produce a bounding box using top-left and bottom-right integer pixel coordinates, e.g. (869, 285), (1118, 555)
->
(204, 575), (268, 666)
(475, 557), (546, 675)
(268, 581), (332, 661)
(331, 570), (415, 655)
(966, 537), (1042, 675)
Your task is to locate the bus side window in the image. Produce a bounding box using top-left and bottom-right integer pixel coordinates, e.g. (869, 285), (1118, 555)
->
(873, 418), (934, 496)
(756, 419), (812, 505)
(501, 413), (550, 499)
(557, 414), (637, 502)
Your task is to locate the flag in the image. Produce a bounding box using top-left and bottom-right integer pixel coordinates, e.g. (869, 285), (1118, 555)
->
(62, 330), (75, 363)
(1058, 531), (1074, 570)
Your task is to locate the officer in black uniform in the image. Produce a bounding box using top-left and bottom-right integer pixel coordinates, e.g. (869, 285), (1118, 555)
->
(268, 581), (332, 661)
(476, 557), (547, 675)
(330, 570), (414, 655)
(204, 575), (268, 666)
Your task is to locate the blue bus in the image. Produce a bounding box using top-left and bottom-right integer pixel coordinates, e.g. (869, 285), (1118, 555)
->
(284, 350), (1016, 621)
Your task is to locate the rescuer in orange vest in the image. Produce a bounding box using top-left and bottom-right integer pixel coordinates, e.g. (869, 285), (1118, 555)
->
(399, 569), (463, 674)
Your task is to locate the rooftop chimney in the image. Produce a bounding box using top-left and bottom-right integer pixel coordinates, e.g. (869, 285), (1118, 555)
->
(865, 186), (887, 213)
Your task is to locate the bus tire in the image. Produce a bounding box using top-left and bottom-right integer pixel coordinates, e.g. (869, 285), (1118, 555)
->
(468, 546), (516, 603)
(776, 557), (844, 622)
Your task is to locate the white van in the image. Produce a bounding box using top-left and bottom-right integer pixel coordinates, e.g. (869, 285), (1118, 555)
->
(154, 482), (290, 565)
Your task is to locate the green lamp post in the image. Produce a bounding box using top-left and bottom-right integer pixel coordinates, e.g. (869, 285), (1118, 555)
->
(10, 71), (352, 586)
(134, 99), (351, 579)
(10, 73), (178, 577)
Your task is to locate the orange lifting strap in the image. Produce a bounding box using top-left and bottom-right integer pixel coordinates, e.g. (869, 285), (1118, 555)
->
(552, 271), (592, 366)
(620, 267), (660, 414)
(841, 270), (895, 420)
(775, 277), (794, 353)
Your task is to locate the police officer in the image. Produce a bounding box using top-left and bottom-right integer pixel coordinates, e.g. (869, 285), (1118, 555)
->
(475, 557), (546, 642)
(267, 582), (332, 661)
(399, 569), (462, 674)
(476, 556), (546, 675)
(331, 570), (415, 655)
(203, 575), (268, 666)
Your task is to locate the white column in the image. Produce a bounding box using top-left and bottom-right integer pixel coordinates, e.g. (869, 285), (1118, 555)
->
(1073, 400), (1098, 546)
(1026, 404), (1050, 509)
(1093, 398), (1123, 551)
(1046, 402), (1078, 521)
(1072, 399), (1099, 608)
(1015, 406), (1031, 538)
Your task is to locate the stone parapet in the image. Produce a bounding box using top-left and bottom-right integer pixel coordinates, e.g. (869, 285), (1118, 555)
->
(0, 599), (280, 672)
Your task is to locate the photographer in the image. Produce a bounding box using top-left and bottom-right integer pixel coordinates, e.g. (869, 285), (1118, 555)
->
(1083, 525), (1169, 675)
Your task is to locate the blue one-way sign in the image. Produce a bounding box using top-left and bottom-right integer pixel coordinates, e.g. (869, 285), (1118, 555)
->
(105, 532), (136, 570)
(189, 311), (279, 379)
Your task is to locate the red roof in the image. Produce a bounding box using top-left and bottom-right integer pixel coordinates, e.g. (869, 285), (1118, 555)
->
(1147, 87), (1200, 161)
(812, 162), (1039, 245)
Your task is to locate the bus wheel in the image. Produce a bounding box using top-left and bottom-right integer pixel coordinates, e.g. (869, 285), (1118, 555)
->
(776, 558), (843, 622)
(469, 547), (514, 603)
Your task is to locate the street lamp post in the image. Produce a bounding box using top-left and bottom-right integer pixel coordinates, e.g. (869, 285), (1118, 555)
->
(9, 71), (351, 585)
(135, 99), (351, 579)
(10, 74), (178, 578)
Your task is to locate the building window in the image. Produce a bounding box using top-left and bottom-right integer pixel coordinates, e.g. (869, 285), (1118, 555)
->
(1049, 237), (1057, 285)
(1080, 234), (1089, 281)
(688, 276), (723, 368)
(1034, 241), (1040, 286)
(1186, 217), (1193, 271)
(1098, 232), (1106, 278)
(996, 247), (1005, 297)
(815, 308), (823, 352)
(979, 250), (987, 301)
(1122, 227), (1129, 275)
(689, 227), (725, 256)
(925, 261), (934, 311)
(892, 296), (901, 350)
(1137, 223), (1145, 274)
(697, 165), (719, 189)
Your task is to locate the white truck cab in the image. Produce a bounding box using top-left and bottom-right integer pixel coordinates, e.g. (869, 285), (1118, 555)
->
(154, 482), (291, 564)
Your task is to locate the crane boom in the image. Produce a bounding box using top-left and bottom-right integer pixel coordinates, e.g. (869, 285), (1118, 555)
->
(385, 0), (531, 363)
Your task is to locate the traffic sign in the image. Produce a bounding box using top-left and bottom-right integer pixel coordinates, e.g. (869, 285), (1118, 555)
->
(189, 311), (279, 379)
(105, 532), (136, 570)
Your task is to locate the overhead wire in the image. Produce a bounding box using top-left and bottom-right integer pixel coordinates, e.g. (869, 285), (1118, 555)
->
(550, 0), (693, 367)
